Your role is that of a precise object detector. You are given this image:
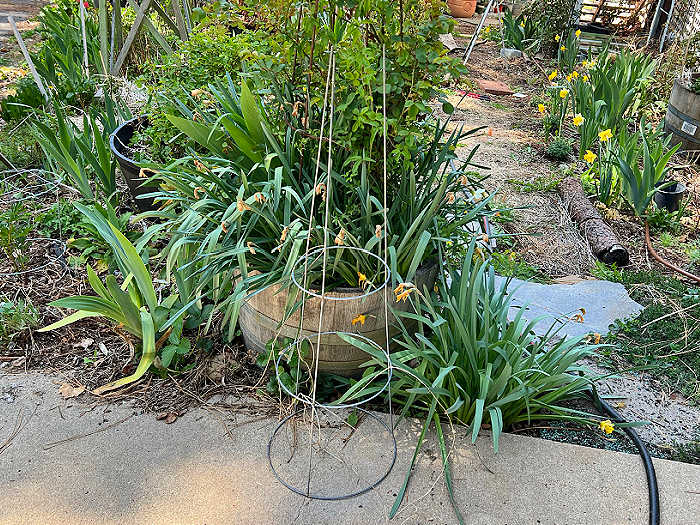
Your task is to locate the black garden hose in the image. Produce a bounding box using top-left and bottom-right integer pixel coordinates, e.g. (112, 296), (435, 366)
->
(589, 388), (660, 525)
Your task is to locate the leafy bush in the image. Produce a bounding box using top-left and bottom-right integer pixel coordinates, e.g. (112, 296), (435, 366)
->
(617, 122), (680, 216)
(39, 203), (204, 393)
(0, 298), (39, 343)
(501, 11), (539, 52)
(0, 202), (33, 272)
(0, 75), (44, 121)
(546, 136), (572, 160)
(522, 0), (576, 56)
(34, 98), (130, 205)
(0, 121), (43, 169)
(32, 1), (100, 107)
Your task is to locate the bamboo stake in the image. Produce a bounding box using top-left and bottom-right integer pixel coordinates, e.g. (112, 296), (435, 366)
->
(79, 0), (89, 75)
(8, 16), (49, 101)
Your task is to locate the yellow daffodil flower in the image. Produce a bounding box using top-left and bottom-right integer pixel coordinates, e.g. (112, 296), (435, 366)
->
(358, 271), (367, 288)
(582, 74), (589, 82)
(538, 103), (546, 113)
(573, 114), (584, 126)
(575, 29), (581, 37)
(351, 314), (366, 326)
(598, 128), (613, 142)
(572, 70), (579, 78)
(548, 70), (557, 81)
(582, 60), (589, 68)
(520, 22), (525, 28)
(566, 74), (572, 82)
(559, 88), (569, 98)
(560, 45), (566, 52)
(555, 35), (561, 42)
(600, 420), (615, 435)
(584, 150), (597, 163)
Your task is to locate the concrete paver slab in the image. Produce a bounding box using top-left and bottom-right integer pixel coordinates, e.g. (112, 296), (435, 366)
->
(1, 373), (698, 524)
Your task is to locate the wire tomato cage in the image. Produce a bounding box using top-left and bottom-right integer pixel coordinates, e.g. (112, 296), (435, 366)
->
(266, 43), (397, 501)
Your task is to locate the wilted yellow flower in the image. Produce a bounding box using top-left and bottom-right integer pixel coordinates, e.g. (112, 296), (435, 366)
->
(575, 29), (581, 37)
(555, 35), (561, 42)
(247, 241), (256, 254)
(598, 128), (613, 142)
(280, 226), (289, 242)
(351, 314), (366, 326)
(584, 150), (597, 163)
(446, 192), (455, 204)
(593, 333), (601, 344)
(600, 420), (615, 435)
(191, 89), (205, 98)
(559, 88), (569, 98)
(193, 186), (205, 199)
(396, 289), (415, 303)
(375, 224), (382, 238)
(237, 199), (251, 212)
(548, 70), (557, 81)
(573, 114), (584, 126)
(254, 192), (266, 204)
(315, 182), (326, 198)
(358, 271), (368, 289)
(221, 222), (228, 233)
(334, 229), (346, 246)
(458, 174), (468, 186)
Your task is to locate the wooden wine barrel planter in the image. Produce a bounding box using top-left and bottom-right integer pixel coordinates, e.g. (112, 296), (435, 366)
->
(447, 0), (477, 18)
(664, 79), (700, 161)
(239, 264), (438, 376)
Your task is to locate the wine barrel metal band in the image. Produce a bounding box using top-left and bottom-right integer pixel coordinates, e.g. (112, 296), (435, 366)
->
(665, 121), (700, 145)
(667, 103), (700, 130)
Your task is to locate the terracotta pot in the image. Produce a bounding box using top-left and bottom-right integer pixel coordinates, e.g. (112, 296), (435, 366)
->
(448, 0), (477, 18)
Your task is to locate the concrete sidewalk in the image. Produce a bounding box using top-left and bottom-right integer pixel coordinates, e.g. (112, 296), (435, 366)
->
(1, 373), (698, 524)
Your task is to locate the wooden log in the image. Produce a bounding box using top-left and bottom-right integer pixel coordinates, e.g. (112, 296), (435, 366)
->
(558, 177), (630, 266)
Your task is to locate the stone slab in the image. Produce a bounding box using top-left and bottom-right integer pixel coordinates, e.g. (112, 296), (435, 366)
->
(1, 373), (698, 525)
(495, 276), (644, 340)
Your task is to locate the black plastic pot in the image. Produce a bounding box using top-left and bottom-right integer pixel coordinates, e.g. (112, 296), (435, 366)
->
(653, 180), (687, 213)
(109, 116), (157, 212)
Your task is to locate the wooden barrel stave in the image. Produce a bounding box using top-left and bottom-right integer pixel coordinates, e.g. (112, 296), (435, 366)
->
(239, 264), (438, 376)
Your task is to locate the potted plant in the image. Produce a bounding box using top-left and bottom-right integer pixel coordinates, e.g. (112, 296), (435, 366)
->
(150, 76), (494, 376)
(109, 116), (158, 212)
(664, 73), (700, 161)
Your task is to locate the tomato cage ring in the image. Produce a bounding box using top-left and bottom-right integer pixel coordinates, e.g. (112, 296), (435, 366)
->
(274, 331), (392, 410)
(290, 245), (391, 301)
(267, 405), (397, 501)
(0, 169), (62, 204)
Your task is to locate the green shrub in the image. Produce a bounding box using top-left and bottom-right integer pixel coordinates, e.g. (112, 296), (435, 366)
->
(546, 136), (572, 160)
(0, 121), (43, 169)
(0, 298), (39, 343)
(0, 75), (44, 121)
